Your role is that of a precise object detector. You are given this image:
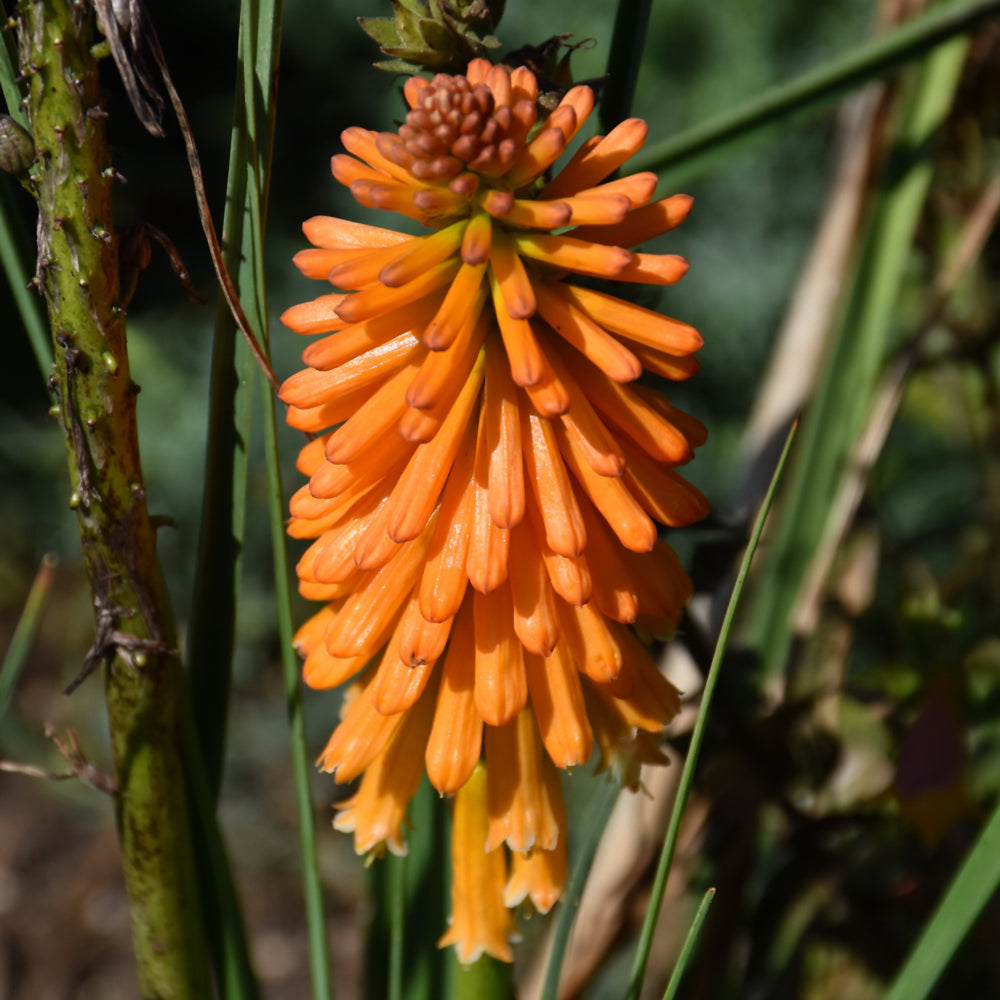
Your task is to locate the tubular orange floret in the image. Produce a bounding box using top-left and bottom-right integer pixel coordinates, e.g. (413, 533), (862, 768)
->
(281, 293), (351, 335)
(439, 763), (515, 964)
(426, 602), (483, 793)
(571, 192), (694, 247)
(485, 708), (564, 853)
(540, 117), (649, 200)
(508, 523), (561, 656)
(524, 640), (593, 768)
(302, 215), (413, 251)
(467, 407), (512, 595)
(473, 585), (527, 727)
(521, 408), (587, 558)
(483, 337), (525, 530)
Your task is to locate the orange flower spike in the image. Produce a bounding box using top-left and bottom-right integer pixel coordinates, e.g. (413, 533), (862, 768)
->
(577, 368), (696, 466)
(327, 240), (421, 291)
(545, 344), (626, 478)
(485, 709), (565, 853)
(292, 605), (336, 656)
(473, 586), (527, 727)
(513, 233), (632, 280)
(619, 439), (711, 528)
(505, 844), (567, 914)
(379, 220), (469, 287)
(524, 641), (593, 768)
(625, 341), (701, 382)
(309, 428), (414, 501)
(308, 494), (385, 582)
(439, 763), (515, 964)
(405, 304), (486, 413)
(460, 211), (493, 266)
(524, 489), (593, 606)
(301, 299), (440, 371)
(425, 601), (483, 794)
(585, 687), (668, 791)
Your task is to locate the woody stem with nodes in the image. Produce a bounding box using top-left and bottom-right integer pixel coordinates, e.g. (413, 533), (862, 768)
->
(15, 1), (211, 994)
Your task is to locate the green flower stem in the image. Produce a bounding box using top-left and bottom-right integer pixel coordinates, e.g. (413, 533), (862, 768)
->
(631, 0), (1000, 176)
(452, 953), (513, 1000)
(882, 793), (1000, 1000)
(625, 419), (798, 1000)
(660, 888), (716, 1000)
(599, 0), (653, 132)
(0, 552), (56, 718)
(17, 1), (211, 995)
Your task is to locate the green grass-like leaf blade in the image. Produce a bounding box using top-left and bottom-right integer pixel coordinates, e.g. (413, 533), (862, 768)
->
(631, 0), (1000, 178)
(626, 417), (798, 1000)
(881, 796), (1000, 1000)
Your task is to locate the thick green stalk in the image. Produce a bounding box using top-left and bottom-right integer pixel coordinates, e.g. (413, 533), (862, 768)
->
(16, 1), (211, 996)
(599, 0), (653, 132)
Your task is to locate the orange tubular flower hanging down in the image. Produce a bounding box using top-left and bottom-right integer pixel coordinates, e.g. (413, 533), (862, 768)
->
(280, 58), (709, 963)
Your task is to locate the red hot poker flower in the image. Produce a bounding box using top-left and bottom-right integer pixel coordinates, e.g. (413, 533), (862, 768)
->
(280, 57), (709, 964)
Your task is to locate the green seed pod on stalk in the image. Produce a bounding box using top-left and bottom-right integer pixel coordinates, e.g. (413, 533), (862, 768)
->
(0, 114), (34, 175)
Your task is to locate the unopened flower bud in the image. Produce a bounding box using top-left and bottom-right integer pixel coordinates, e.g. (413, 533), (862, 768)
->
(0, 115), (34, 176)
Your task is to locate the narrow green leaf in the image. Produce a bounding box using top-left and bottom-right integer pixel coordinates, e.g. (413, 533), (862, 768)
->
(661, 888), (716, 1000)
(626, 419), (799, 1000)
(0, 13), (27, 129)
(0, 552), (56, 718)
(184, 115), (256, 802)
(0, 184), (51, 380)
(631, 0), (1000, 177)
(746, 36), (970, 674)
(881, 795), (1000, 1000)
(177, 693), (262, 1000)
(539, 778), (620, 1000)
(599, 0), (653, 132)
(369, 779), (448, 1000)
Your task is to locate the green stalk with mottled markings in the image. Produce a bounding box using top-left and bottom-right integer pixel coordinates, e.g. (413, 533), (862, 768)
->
(16, 1), (211, 995)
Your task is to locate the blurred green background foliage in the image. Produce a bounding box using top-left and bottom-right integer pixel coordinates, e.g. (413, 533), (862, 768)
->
(2, 0), (1000, 997)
